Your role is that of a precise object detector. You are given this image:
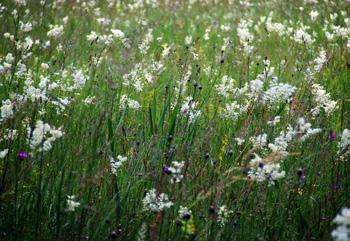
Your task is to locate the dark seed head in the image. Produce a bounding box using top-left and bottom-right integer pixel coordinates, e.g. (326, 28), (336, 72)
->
(183, 213), (191, 220)
(163, 166), (172, 175)
(297, 169), (303, 177)
(209, 206), (215, 214)
(110, 231), (117, 239)
(175, 219), (182, 227)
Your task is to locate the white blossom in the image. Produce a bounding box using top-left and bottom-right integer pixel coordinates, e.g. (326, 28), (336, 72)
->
(110, 155), (127, 175)
(217, 205), (233, 227)
(0, 149), (9, 158)
(1, 99), (14, 121)
(142, 189), (173, 212)
(27, 120), (64, 152)
(47, 25), (64, 39)
(339, 129), (350, 161)
(66, 195), (80, 212)
(332, 208), (350, 241)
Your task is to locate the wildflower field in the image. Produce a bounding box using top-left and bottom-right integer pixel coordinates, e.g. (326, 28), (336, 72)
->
(0, 0), (350, 240)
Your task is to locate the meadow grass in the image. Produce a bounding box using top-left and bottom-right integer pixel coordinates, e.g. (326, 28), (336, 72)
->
(0, 0), (350, 240)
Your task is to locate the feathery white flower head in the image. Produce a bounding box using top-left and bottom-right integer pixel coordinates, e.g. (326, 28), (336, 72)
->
(339, 129), (350, 161)
(66, 195), (80, 212)
(332, 208), (350, 241)
(110, 155), (127, 175)
(142, 189), (173, 212)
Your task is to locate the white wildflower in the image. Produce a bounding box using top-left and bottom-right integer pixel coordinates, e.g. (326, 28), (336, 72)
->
(27, 120), (64, 152)
(250, 133), (267, 147)
(222, 102), (245, 120)
(339, 129), (350, 161)
(217, 205), (233, 227)
(168, 161), (185, 183)
(1, 99), (14, 121)
(142, 189), (173, 212)
(120, 95), (141, 110)
(66, 195), (80, 212)
(180, 97), (201, 123)
(332, 207), (350, 241)
(110, 155), (127, 175)
(267, 116), (281, 126)
(178, 206), (192, 219)
(0, 149), (9, 158)
(47, 25), (64, 39)
(314, 48), (327, 72)
(262, 83), (296, 105)
(235, 137), (245, 146)
(310, 10), (319, 22)
(248, 161), (286, 186)
(310, 84), (337, 117)
(111, 29), (125, 39)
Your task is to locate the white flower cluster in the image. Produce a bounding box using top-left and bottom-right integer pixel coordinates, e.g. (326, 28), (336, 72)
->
(0, 53), (15, 74)
(250, 133), (267, 147)
(248, 118), (321, 185)
(168, 161), (185, 184)
(314, 48), (327, 72)
(27, 120), (64, 152)
(2, 129), (18, 141)
(295, 117), (322, 142)
(248, 154), (286, 185)
(139, 28), (153, 54)
(217, 205), (233, 227)
(216, 75), (235, 97)
(178, 206), (192, 219)
(66, 195), (80, 212)
(122, 61), (165, 92)
(18, 67), (88, 114)
(180, 97), (201, 123)
(267, 116), (281, 126)
(237, 79), (264, 102)
(237, 19), (254, 54)
(0, 149), (9, 158)
(69, 69), (88, 91)
(222, 102), (246, 120)
(110, 155), (127, 175)
(142, 189), (173, 212)
(47, 25), (64, 39)
(338, 129), (350, 161)
(0, 99), (14, 121)
(292, 26), (315, 45)
(265, 18), (287, 37)
(120, 95), (141, 110)
(262, 82), (296, 105)
(310, 84), (337, 117)
(332, 208), (350, 241)
(86, 28), (129, 48)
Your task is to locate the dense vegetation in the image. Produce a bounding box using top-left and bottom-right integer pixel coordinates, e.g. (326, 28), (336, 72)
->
(0, 0), (349, 240)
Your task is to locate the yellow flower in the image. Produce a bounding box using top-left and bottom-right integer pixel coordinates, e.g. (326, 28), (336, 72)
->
(218, 135), (229, 161)
(297, 188), (303, 196)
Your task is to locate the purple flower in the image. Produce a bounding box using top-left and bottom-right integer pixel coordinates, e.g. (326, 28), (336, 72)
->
(17, 152), (29, 159)
(163, 166), (172, 175)
(329, 132), (337, 140)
